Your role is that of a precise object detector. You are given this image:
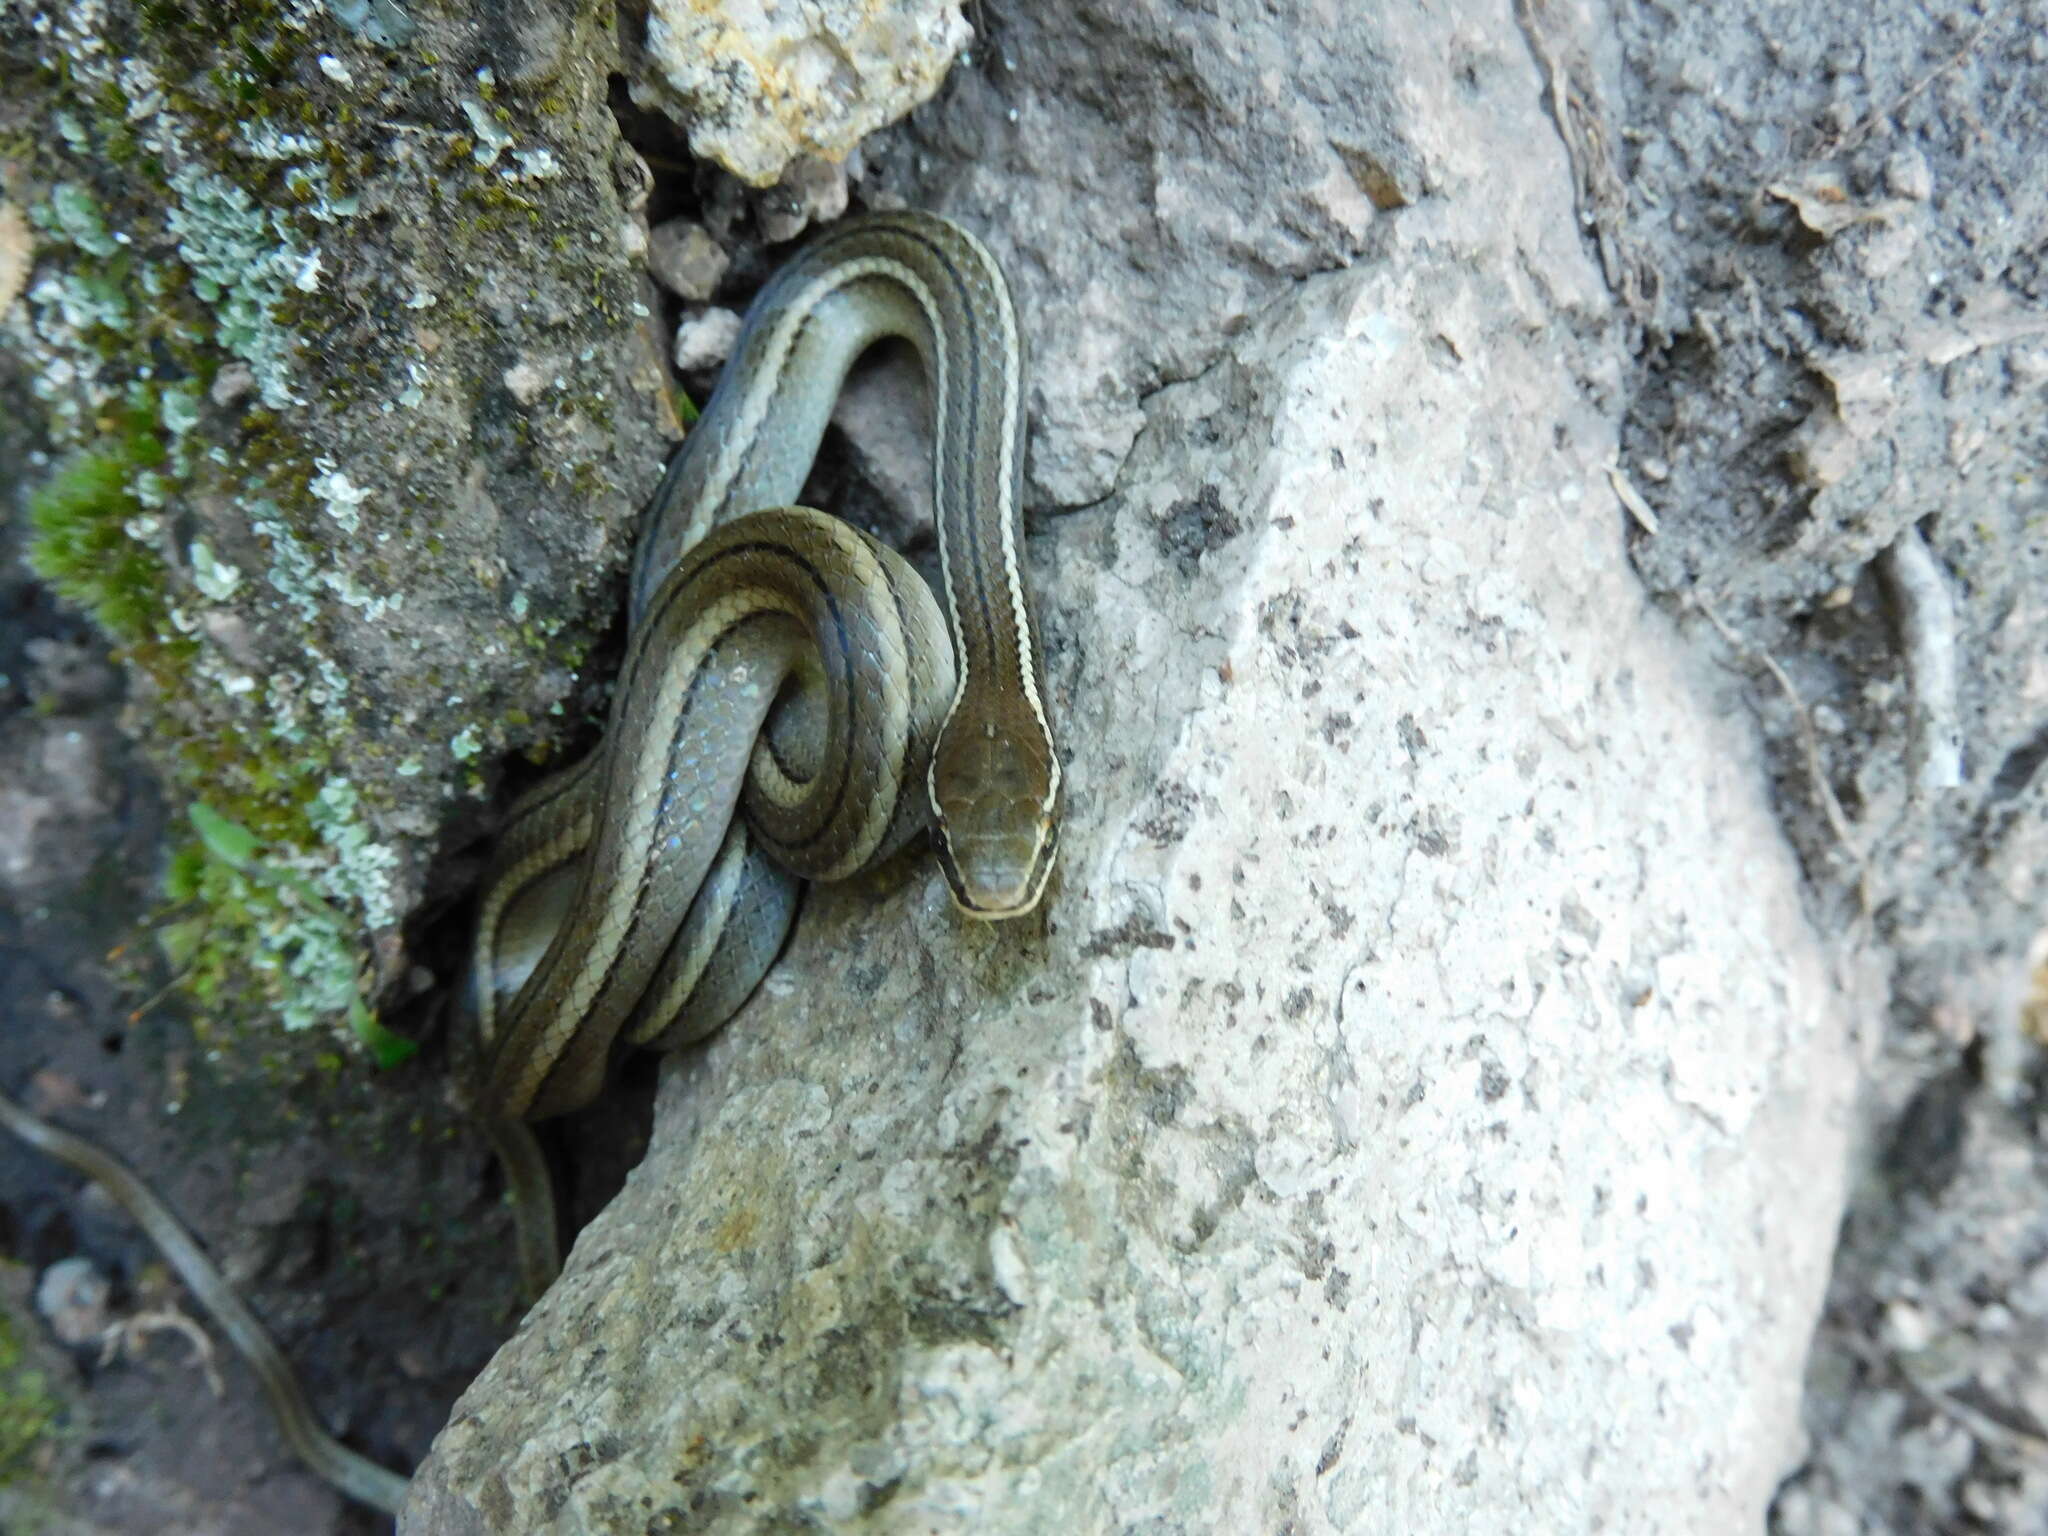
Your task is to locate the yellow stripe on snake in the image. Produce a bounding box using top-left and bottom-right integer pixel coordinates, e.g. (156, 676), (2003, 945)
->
(1, 211), (1059, 1515)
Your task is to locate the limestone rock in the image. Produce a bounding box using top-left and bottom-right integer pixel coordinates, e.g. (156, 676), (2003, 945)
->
(645, 218), (730, 302)
(400, 8), (1861, 1516)
(631, 0), (970, 187)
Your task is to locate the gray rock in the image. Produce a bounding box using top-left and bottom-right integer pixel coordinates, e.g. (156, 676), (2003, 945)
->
(645, 218), (730, 302)
(401, 4), (1862, 1521)
(0, 717), (120, 901)
(671, 306), (742, 374)
(35, 1256), (112, 1347)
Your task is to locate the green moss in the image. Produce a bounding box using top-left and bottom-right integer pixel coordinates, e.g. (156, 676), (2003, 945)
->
(0, 1309), (62, 1490)
(18, 0), (625, 1063)
(164, 804), (415, 1064)
(26, 418), (172, 645)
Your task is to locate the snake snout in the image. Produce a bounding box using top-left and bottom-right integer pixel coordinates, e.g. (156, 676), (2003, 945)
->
(934, 814), (1056, 918)
(930, 737), (1059, 918)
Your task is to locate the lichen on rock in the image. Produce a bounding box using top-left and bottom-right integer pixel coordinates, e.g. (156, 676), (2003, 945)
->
(4, 0), (674, 1054)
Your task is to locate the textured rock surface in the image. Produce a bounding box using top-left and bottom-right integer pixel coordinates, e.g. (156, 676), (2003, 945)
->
(0, 5), (672, 1528)
(403, 2), (1863, 1528)
(1601, 0), (2048, 1061)
(405, 243), (1857, 1536)
(2, 0), (678, 1022)
(630, 0), (969, 187)
(5, 0), (2045, 1528)
(859, 3), (1437, 511)
(1784, 1087), (2048, 1532)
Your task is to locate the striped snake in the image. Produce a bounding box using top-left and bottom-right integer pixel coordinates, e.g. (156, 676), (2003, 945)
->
(2, 210), (1059, 1514)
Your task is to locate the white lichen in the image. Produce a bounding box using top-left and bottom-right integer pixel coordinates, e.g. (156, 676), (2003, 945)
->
(307, 777), (400, 930)
(309, 459), (372, 533)
(189, 539), (244, 601)
(324, 566), (404, 623)
(281, 164), (361, 224)
(460, 99), (514, 167)
(29, 269), (128, 333)
(251, 505), (402, 624)
(159, 383), (201, 439)
(236, 122), (323, 161)
(48, 183), (119, 256)
(116, 56), (164, 120)
(165, 164), (312, 409)
(507, 147), (562, 181)
(250, 508), (325, 625)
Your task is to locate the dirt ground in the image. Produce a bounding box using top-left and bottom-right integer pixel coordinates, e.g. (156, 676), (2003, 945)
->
(0, 396), (673, 1530)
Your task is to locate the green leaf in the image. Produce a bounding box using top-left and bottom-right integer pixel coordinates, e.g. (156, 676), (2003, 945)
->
(350, 996), (418, 1069)
(189, 802), (261, 869)
(163, 843), (207, 903)
(156, 916), (208, 971)
(270, 864), (342, 921)
(674, 387), (700, 426)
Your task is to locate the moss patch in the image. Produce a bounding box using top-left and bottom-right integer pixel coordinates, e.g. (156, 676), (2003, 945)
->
(27, 418), (172, 644)
(0, 1307), (61, 1491)
(11, 10), (405, 1057)
(7, 0), (661, 1068)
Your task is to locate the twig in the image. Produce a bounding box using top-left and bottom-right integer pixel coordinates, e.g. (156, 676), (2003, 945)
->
(1842, 1335), (2048, 1469)
(1879, 525), (1963, 797)
(1692, 595), (1865, 867)
(1812, 10), (2004, 162)
(1605, 464), (1661, 535)
(101, 1305), (226, 1398)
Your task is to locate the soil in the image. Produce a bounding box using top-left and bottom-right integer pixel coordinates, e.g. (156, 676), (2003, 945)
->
(0, 359), (669, 1533)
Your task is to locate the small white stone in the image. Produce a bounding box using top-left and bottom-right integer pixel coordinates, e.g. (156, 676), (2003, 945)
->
(1884, 148), (1934, 201)
(1882, 1298), (1934, 1352)
(672, 306), (742, 373)
(646, 219), (730, 301)
(37, 1255), (111, 1346)
(508, 147), (561, 181)
(503, 360), (547, 405)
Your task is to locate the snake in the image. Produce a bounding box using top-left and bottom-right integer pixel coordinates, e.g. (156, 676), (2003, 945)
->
(0, 210), (1059, 1515)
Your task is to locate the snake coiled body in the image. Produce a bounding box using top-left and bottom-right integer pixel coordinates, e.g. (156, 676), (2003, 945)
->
(468, 209), (1059, 1128)
(1, 211), (1059, 1516)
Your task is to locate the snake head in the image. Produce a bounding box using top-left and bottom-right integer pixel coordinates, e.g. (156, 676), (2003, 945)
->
(929, 715), (1060, 919)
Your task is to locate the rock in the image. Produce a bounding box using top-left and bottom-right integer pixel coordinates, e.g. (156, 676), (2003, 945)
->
(400, 13), (1860, 1517)
(756, 154), (852, 243)
(645, 218), (729, 302)
(829, 354), (934, 544)
(0, 718), (119, 900)
(207, 361), (257, 409)
(631, 0), (969, 187)
(1885, 147), (1935, 202)
(500, 360), (547, 407)
(35, 1256), (111, 1347)
(671, 306), (743, 374)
